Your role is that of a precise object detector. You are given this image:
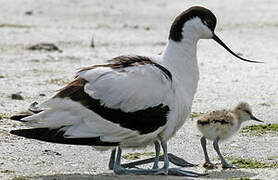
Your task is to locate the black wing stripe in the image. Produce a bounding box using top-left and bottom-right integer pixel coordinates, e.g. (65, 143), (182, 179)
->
(10, 128), (118, 146)
(55, 78), (169, 135)
(69, 86), (169, 134)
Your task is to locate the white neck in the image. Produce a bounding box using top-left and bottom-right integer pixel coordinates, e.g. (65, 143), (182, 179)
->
(162, 30), (200, 97)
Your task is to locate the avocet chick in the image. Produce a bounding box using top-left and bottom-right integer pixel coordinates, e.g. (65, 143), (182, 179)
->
(197, 102), (263, 169)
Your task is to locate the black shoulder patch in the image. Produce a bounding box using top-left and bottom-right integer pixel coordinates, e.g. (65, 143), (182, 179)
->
(78, 55), (172, 81)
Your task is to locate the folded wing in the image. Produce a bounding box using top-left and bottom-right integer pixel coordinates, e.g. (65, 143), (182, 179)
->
(11, 55), (173, 145)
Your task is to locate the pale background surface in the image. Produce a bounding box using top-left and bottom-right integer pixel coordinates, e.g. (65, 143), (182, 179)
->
(0, 0), (277, 179)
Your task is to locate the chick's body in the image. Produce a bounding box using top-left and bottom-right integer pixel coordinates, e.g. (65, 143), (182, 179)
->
(197, 110), (240, 141)
(196, 102), (263, 169)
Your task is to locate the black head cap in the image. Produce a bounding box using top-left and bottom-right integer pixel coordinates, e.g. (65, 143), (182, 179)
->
(169, 6), (217, 42)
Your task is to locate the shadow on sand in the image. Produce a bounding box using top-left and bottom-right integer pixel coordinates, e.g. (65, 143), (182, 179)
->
(206, 169), (257, 179)
(27, 169), (257, 180)
(28, 173), (191, 180)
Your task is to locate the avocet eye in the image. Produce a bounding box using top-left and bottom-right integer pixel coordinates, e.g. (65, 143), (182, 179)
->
(203, 21), (209, 26)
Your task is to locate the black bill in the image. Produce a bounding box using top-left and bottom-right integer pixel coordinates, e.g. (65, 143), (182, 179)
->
(212, 34), (263, 63)
(251, 115), (263, 122)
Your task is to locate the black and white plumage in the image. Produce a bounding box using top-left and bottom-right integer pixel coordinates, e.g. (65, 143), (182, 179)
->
(11, 6), (261, 176)
(12, 55), (174, 147)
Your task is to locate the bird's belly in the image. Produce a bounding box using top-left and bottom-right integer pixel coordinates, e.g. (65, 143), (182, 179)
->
(119, 126), (165, 148)
(162, 104), (191, 141)
(198, 124), (235, 141)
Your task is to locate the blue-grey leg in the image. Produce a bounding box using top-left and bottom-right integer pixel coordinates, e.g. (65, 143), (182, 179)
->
(113, 136), (169, 175)
(120, 153), (196, 168)
(213, 137), (237, 169)
(168, 153), (198, 167)
(119, 141), (196, 168)
(159, 139), (169, 174)
(121, 156), (154, 168)
(152, 140), (160, 169)
(113, 138), (207, 176)
(201, 136), (216, 169)
(113, 145), (168, 175)
(162, 138), (207, 177)
(108, 148), (116, 170)
(116, 141), (160, 169)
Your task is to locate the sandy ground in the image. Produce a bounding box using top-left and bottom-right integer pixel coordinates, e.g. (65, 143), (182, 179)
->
(0, 0), (277, 179)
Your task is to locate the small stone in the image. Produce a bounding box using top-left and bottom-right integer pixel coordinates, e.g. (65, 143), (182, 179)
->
(25, 11), (33, 15)
(133, 25), (139, 29)
(90, 36), (95, 48)
(260, 103), (271, 107)
(144, 26), (151, 31)
(28, 43), (62, 52)
(43, 149), (62, 156)
(39, 93), (46, 96)
(30, 59), (40, 63)
(11, 93), (24, 100)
